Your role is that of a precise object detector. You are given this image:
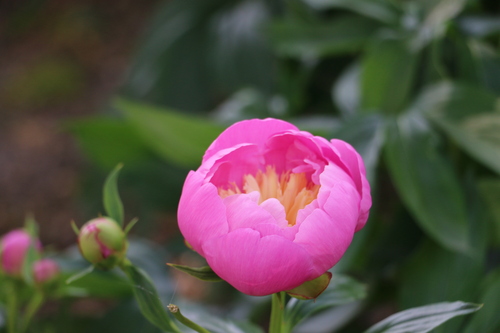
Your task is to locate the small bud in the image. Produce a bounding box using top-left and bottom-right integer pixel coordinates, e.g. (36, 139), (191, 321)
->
(0, 229), (41, 276)
(78, 217), (128, 269)
(33, 259), (60, 284)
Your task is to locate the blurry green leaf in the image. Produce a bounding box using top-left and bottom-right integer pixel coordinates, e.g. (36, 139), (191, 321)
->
(103, 164), (124, 227)
(415, 82), (500, 176)
(364, 301), (481, 333)
(463, 269), (500, 333)
(211, 88), (272, 124)
(123, 0), (275, 112)
(332, 114), (385, 183)
(68, 118), (153, 169)
(384, 113), (471, 254)
(167, 264), (222, 282)
(61, 270), (131, 299)
(399, 241), (483, 332)
(333, 62), (360, 117)
(459, 16), (500, 38)
(477, 178), (500, 246)
(303, 0), (399, 24)
(22, 216), (40, 286)
(411, 0), (468, 50)
(361, 37), (418, 115)
(470, 40), (500, 95)
(65, 265), (94, 285)
(116, 99), (224, 168)
(284, 274), (366, 331)
(270, 15), (380, 59)
(121, 263), (181, 333)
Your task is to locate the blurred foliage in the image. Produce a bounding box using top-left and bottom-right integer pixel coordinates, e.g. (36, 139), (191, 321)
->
(64, 0), (500, 332)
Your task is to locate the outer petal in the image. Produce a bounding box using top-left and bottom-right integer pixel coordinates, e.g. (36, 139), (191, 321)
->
(203, 118), (298, 163)
(177, 171), (229, 257)
(203, 229), (315, 296)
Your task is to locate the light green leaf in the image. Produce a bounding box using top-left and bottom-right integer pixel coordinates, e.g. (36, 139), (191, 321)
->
(270, 15), (380, 59)
(361, 37), (418, 115)
(384, 113), (471, 254)
(364, 301), (481, 333)
(103, 164), (124, 227)
(121, 263), (181, 333)
(116, 98), (224, 168)
(61, 269), (131, 298)
(415, 82), (500, 176)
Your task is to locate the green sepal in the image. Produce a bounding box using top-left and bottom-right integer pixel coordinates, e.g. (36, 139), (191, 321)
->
(167, 263), (222, 282)
(286, 272), (332, 300)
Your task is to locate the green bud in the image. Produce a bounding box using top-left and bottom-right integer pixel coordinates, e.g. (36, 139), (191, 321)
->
(77, 217), (128, 269)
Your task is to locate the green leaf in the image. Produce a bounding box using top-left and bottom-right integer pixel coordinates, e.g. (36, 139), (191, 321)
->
(65, 265), (94, 285)
(399, 241), (483, 332)
(416, 82), (500, 176)
(463, 269), (500, 333)
(22, 216), (40, 285)
(67, 117), (153, 169)
(270, 15), (380, 59)
(364, 301), (482, 333)
(302, 0), (399, 24)
(287, 272), (332, 300)
(167, 264), (222, 282)
(116, 98), (224, 168)
(60, 269), (132, 298)
(384, 113), (471, 254)
(361, 37), (418, 115)
(121, 263), (181, 333)
(103, 164), (125, 227)
(478, 178), (500, 246)
(332, 61), (361, 117)
(284, 273), (367, 330)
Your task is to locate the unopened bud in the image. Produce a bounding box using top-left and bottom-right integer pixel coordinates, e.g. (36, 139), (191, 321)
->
(0, 229), (41, 276)
(33, 259), (60, 284)
(78, 217), (128, 269)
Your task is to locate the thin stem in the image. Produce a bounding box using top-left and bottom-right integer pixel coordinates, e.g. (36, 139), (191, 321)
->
(269, 292), (286, 333)
(21, 291), (44, 333)
(168, 304), (211, 333)
(5, 281), (18, 333)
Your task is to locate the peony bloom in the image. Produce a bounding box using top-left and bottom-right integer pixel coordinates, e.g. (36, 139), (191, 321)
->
(1, 229), (41, 276)
(178, 118), (371, 296)
(33, 258), (60, 284)
(78, 217), (128, 269)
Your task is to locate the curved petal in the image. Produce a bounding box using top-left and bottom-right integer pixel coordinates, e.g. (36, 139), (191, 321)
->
(203, 119), (298, 163)
(223, 193), (276, 231)
(177, 171), (229, 257)
(203, 229), (315, 296)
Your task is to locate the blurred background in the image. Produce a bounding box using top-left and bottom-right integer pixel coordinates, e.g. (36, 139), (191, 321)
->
(1, 0), (500, 332)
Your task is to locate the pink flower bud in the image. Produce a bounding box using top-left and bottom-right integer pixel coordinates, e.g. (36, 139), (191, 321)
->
(33, 259), (60, 284)
(78, 217), (128, 269)
(1, 229), (42, 276)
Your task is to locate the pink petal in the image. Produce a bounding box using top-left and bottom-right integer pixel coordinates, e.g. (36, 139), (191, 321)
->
(203, 119), (298, 163)
(260, 198), (288, 228)
(203, 229), (315, 296)
(177, 171), (229, 257)
(223, 193), (275, 231)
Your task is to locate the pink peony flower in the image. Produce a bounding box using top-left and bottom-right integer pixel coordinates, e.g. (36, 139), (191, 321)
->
(1, 229), (42, 276)
(33, 258), (60, 284)
(177, 118), (371, 296)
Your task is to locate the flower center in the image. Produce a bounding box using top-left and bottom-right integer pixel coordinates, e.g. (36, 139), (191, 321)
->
(219, 166), (320, 226)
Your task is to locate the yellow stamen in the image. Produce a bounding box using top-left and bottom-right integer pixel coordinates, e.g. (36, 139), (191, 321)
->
(218, 166), (320, 226)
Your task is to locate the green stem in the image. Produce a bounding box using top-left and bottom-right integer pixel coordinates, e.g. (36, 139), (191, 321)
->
(21, 291), (44, 333)
(5, 281), (18, 333)
(168, 304), (211, 333)
(269, 292), (286, 333)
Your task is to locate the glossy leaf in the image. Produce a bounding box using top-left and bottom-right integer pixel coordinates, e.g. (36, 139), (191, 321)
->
(463, 269), (500, 333)
(416, 82), (500, 176)
(384, 113), (471, 254)
(103, 164), (124, 227)
(270, 15), (380, 59)
(303, 0), (399, 24)
(361, 37), (418, 115)
(121, 263), (181, 333)
(284, 273), (366, 330)
(166, 264), (222, 282)
(364, 301), (482, 333)
(116, 98), (224, 167)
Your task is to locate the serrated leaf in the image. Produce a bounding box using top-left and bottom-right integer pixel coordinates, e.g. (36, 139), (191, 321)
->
(167, 264), (222, 282)
(384, 113), (471, 254)
(364, 301), (482, 333)
(121, 263), (181, 333)
(284, 273), (366, 330)
(103, 164), (124, 227)
(116, 99), (224, 168)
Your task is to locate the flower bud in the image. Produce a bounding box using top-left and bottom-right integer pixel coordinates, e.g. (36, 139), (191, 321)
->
(78, 217), (128, 269)
(1, 229), (42, 276)
(33, 259), (60, 284)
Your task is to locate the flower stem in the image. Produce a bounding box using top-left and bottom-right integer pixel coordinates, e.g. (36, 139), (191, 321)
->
(269, 292), (286, 333)
(168, 304), (211, 333)
(5, 281), (18, 333)
(21, 291), (44, 333)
